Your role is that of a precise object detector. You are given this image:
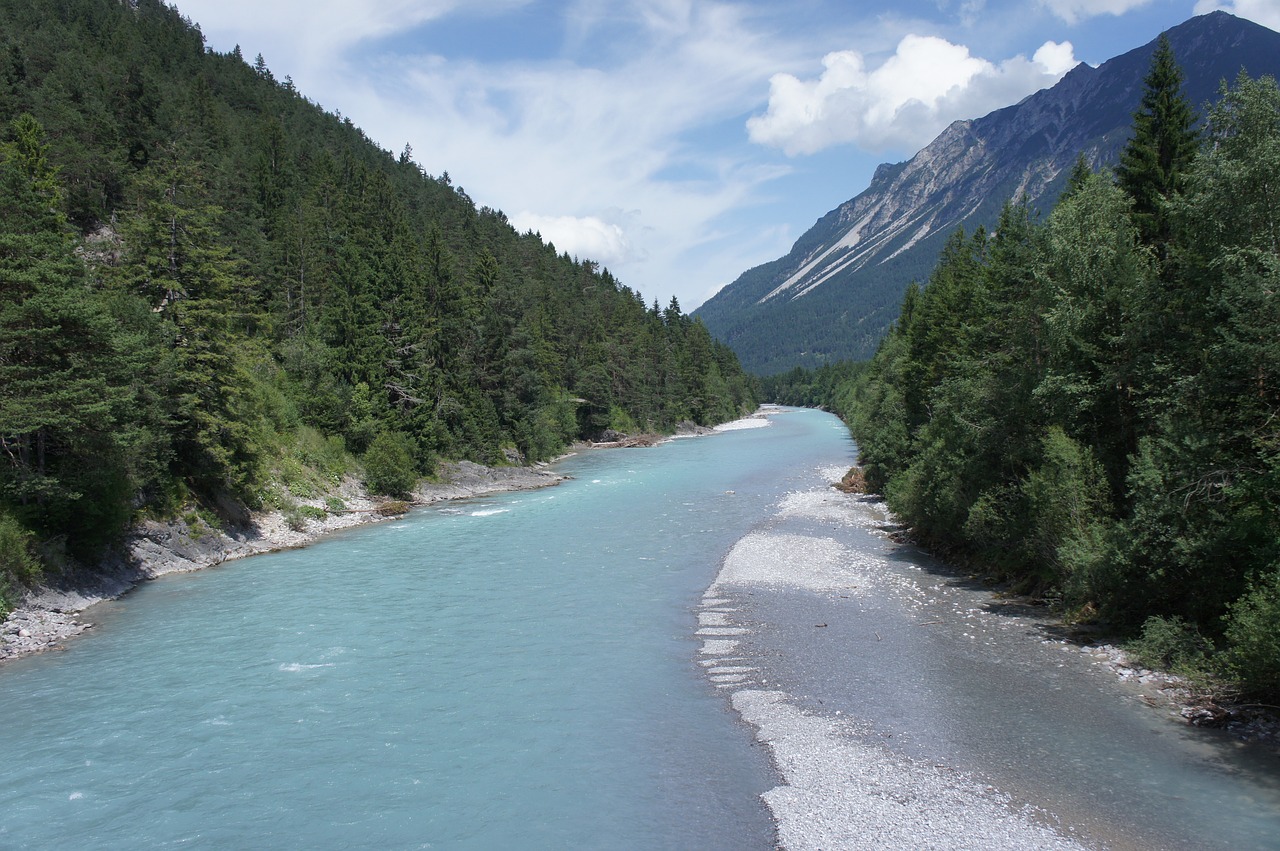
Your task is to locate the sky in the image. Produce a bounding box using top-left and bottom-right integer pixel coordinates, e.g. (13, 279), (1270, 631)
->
(170, 0), (1280, 311)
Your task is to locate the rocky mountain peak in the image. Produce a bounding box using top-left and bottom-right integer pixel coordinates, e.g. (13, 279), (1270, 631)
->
(696, 12), (1280, 374)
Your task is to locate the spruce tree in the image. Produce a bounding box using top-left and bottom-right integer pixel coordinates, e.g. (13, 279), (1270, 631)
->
(113, 149), (264, 495)
(1115, 35), (1199, 255)
(1061, 152), (1093, 202)
(0, 116), (137, 547)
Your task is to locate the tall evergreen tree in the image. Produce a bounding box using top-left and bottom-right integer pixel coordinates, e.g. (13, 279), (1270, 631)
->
(1115, 35), (1199, 256)
(0, 115), (137, 547)
(113, 148), (266, 495)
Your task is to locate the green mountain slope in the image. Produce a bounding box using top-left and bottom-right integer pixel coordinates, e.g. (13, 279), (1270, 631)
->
(0, 0), (755, 603)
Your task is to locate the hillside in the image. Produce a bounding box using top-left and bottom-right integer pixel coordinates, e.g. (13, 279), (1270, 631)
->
(0, 0), (755, 612)
(695, 11), (1280, 374)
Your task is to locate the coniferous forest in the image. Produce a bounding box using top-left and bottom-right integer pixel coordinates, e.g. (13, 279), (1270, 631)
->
(768, 43), (1280, 702)
(0, 0), (756, 613)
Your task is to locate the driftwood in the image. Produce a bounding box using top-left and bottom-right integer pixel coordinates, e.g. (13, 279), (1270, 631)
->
(833, 467), (867, 494)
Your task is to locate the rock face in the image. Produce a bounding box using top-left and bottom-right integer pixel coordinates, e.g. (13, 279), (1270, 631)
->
(695, 12), (1280, 374)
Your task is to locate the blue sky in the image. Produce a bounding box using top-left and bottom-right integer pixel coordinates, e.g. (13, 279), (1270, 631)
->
(171, 0), (1278, 310)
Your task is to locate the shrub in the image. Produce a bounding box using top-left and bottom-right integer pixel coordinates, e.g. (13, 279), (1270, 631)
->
(0, 512), (41, 618)
(1128, 615), (1213, 675)
(362, 432), (418, 497)
(293, 426), (349, 481)
(1221, 570), (1280, 700)
(1022, 427), (1112, 592)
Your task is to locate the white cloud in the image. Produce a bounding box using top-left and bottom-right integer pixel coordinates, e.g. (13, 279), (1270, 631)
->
(331, 1), (804, 307)
(1033, 40), (1079, 76)
(173, 0), (529, 76)
(1040, 0), (1154, 24)
(1194, 0), (1280, 30)
(746, 35), (1078, 155)
(510, 212), (635, 266)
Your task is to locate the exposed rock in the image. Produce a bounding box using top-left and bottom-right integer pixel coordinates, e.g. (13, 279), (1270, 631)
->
(674, 420), (715, 436)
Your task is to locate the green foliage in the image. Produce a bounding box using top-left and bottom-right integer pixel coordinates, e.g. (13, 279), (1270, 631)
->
(0, 510), (40, 617)
(291, 426), (348, 482)
(0, 114), (139, 553)
(1128, 615), (1213, 676)
(362, 432), (418, 497)
(821, 66), (1280, 701)
(1115, 35), (1199, 253)
(1021, 428), (1113, 597)
(760, 361), (864, 408)
(0, 0), (755, 572)
(1222, 570), (1280, 699)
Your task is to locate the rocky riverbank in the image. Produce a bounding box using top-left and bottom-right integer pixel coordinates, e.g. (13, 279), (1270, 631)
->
(1, 461), (565, 663)
(700, 458), (1280, 850)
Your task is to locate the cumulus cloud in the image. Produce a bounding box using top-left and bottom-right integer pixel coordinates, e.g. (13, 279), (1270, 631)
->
(1040, 0), (1153, 24)
(509, 212), (636, 266)
(1194, 0), (1280, 30)
(746, 35), (1079, 155)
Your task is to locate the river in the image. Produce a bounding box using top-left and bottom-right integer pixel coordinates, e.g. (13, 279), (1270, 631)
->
(1, 407), (1277, 848)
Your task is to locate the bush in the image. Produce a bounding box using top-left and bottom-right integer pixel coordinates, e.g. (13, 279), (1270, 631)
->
(1128, 615), (1213, 675)
(283, 508), (307, 531)
(0, 512), (41, 618)
(1222, 570), (1280, 700)
(362, 432), (418, 497)
(293, 426), (349, 482)
(1022, 427), (1112, 592)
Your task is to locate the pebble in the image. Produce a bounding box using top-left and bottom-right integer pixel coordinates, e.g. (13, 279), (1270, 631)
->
(734, 690), (1088, 851)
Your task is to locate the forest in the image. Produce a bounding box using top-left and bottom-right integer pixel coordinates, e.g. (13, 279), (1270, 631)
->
(0, 0), (756, 615)
(768, 43), (1280, 702)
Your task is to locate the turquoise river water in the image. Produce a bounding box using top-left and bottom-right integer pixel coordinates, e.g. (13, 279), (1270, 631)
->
(1, 408), (1278, 849)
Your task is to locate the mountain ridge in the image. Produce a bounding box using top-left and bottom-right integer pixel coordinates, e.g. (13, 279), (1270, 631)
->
(696, 11), (1280, 374)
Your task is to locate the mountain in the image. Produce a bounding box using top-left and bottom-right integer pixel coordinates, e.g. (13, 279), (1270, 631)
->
(696, 12), (1280, 374)
(0, 0), (756, 596)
